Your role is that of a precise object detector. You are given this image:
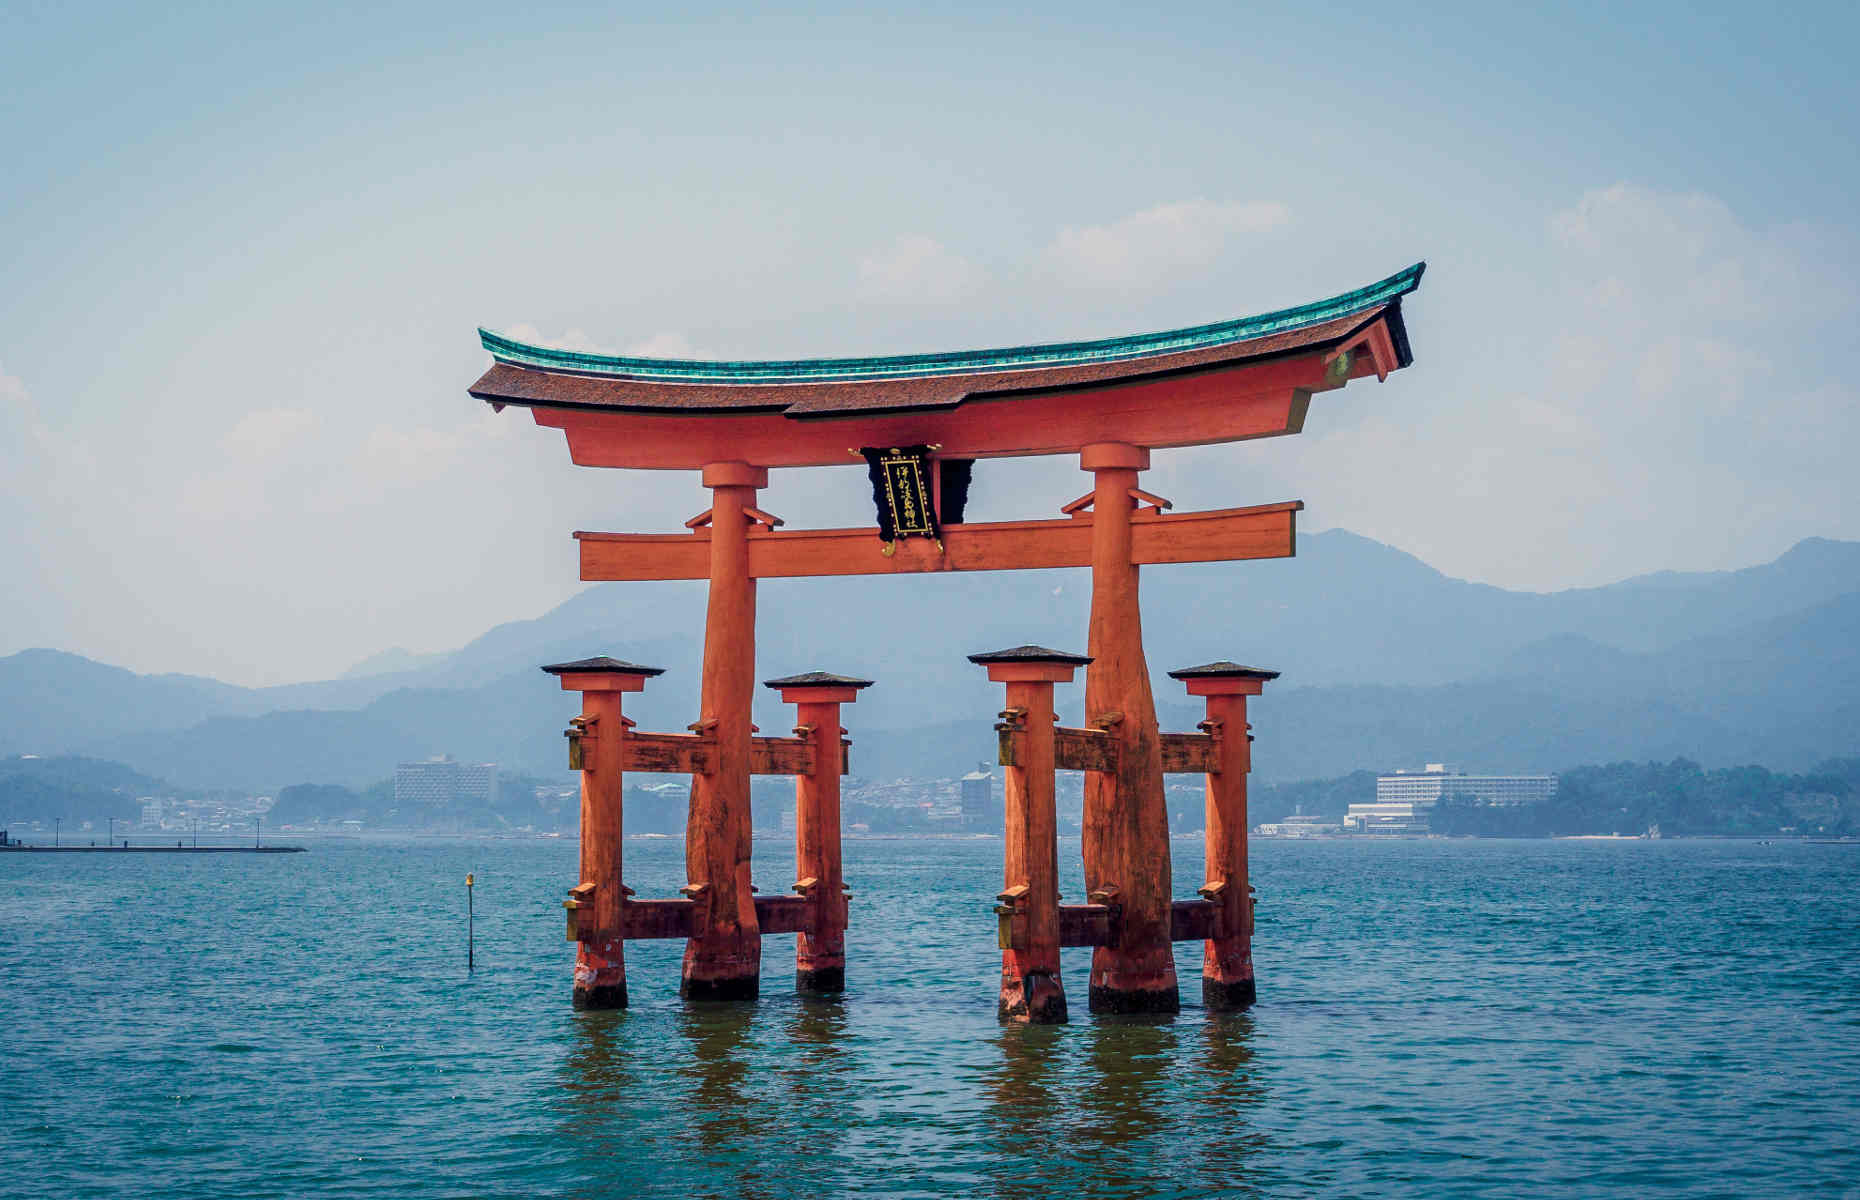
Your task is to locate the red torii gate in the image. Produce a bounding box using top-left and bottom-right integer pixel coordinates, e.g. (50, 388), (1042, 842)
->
(472, 262), (1424, 1017)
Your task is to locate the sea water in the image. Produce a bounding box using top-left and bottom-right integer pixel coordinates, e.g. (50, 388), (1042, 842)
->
(2, 837), (1856, 1198)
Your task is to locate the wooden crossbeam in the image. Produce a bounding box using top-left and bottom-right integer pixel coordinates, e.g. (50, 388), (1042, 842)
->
(1168, 898), (1223, 942)
(576, 501), (1301, 581)
(752, 895), (814, 936)
(618, 897), (701, 940)
(1058, 903), (1117, 948)
(617, 732), (839, 776)
(1159, 732), (1219, 774)
(1053, 727), (1117, 773)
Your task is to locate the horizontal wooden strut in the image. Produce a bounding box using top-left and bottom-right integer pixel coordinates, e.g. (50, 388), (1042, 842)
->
(576, 501), (1301, 581)
(1047, 898), (1229, 948)
(1005, 727), (1217, 774)
(615, 732), (844, 776)
(579, 894), (824, 941)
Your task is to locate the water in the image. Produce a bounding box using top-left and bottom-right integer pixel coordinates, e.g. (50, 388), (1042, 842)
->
(2, 836), (1857, 1198)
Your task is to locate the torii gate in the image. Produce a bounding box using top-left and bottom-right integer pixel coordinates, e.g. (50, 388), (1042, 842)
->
(472, 262), (1424, 1016)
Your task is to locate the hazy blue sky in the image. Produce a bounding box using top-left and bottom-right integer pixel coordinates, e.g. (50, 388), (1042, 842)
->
(4, 2), (1857, 684)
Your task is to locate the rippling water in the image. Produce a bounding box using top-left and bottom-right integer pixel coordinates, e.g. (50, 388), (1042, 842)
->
(3, 836), (1857, 1198)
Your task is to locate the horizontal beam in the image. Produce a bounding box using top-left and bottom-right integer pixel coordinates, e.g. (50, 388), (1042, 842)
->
(616, 732), (841, 775)
(620, 732), (713, 774)
(1058, 902), (1117, 948)
(1053, 727), (1117, 773)
(1159, 732), (1218, 774)
(1169, 898), (1223, 942)
(617, 897), (700, 940)
(578, 501), (1300, 581)
(752, 895), (814, 936)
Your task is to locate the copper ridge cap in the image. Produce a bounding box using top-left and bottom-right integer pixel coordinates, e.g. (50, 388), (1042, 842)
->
(478, 263), (1425, 386)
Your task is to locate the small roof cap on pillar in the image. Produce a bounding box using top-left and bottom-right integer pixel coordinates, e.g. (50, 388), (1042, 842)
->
(541, 656), (666, 677)
(763, 671), (875, 690)
(1167, 661), (1279, 681)
(966, 645), (1093, 666)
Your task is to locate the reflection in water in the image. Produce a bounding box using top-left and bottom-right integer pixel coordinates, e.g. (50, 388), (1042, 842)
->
(1075, 1016), (1181, 1196)
(983, 1023), (1066, 1199)
(1185, 1012), (1272, 1195)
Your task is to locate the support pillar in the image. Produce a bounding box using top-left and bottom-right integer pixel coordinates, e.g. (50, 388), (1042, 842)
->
(970, 645), (1090, 1024)
(1078, 442), (1177, 1014)
(544, 656), (665, 1010)
(766, 671), (874, 994)
(683, 461), (767, 1001)
(1169, 661), (1278, 1011)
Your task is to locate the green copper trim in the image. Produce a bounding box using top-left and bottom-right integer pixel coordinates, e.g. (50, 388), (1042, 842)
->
(480, 262), (1423, 385)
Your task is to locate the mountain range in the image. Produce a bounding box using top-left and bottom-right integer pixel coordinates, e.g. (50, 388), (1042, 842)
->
(4, 531), (1858, 789)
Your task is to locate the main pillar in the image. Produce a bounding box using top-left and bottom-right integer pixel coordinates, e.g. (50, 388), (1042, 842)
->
(683, 461), (767, 1001)
(765, 671), (873, 994)
(544, 656), (664, 1010)
(1170, 661), (1277, 1010)
(1079, 442), (1177, 1013)
(971, 645), (1088, 1023)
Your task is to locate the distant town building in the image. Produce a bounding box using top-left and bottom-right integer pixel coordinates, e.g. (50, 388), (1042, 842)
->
(396, 757), (501, 810)
(1255, 814), (1342, 837)
(140, 797), (163, 828)
(459, 762), (501, 807)
(960, 763), (1001, 830)
(396, 756), (462, 808)
(1345, 762), (1558, 832)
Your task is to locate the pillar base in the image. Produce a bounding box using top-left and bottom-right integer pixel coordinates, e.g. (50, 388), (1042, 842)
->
(680, 974), (760, 1002)
(1202, 976), (1256, 1011)
(573, 944), (627, 1010)
(1089, 949), (1180, 1014)
(1000, 969), (1068, 1024)
(573, 982), (629, 1010)
(1087, 983), (1180, 1015)
(796, 964), (845, 995)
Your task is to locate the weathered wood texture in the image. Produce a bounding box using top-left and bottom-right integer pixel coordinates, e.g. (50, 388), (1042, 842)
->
(573, 689), (628, 1009)
(1051, 726), (1117, 773)
(681, 474), (762, 1000)
(752, 895), (814, 936)
(1058, 903), (1117, 948)
(1159, 732), (1218, 774)
(615, 732), (832, 776)
(1169, 899), (1223, 943)
(1081, 447), (1179, 1014)
(997, 682), (1067, 1023)
(620, 898), (701, 940)
(576, 503), (1299, 582)
(620, 732), (714, 774)
(531, 346), (1382, 470)
(790, 697), (849, 991)
(1201, 692), (1256, 1010)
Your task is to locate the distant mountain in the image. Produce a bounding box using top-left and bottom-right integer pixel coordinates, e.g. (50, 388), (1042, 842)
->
(340, 647), (447, 679)
(7, 532), (1860, 787)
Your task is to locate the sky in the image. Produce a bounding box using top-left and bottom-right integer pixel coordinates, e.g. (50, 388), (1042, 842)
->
(3, 1), (1858, 685)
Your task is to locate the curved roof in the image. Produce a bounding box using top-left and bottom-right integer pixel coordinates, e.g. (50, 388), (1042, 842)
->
(471, 263), (1423, 419)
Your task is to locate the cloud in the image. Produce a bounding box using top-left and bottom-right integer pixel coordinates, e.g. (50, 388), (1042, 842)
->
(857, 234), (986, 304)
(1046, 199), (1291, 289)
(625, 331), (697, 357)
(501, 323), (620, 354)
(1196, 182), (1860, 590)
(219, 407), (318, 458)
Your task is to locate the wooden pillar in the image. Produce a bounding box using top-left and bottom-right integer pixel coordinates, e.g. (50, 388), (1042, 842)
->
(1079, 442), (1177, 1014)
(1170, 661), (1278, 1010)
(683, 461), (767, 1001)
(971, 646), (1089, 1024)
(543, 656), (664, 1010)
(766, 672), (874, 994)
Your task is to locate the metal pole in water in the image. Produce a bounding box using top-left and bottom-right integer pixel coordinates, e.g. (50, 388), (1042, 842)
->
(255, 815), (262, 848)
(466, 873), (475, 974)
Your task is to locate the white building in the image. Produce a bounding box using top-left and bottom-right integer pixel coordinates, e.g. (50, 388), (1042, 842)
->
(1345, 763), (1557, 832)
